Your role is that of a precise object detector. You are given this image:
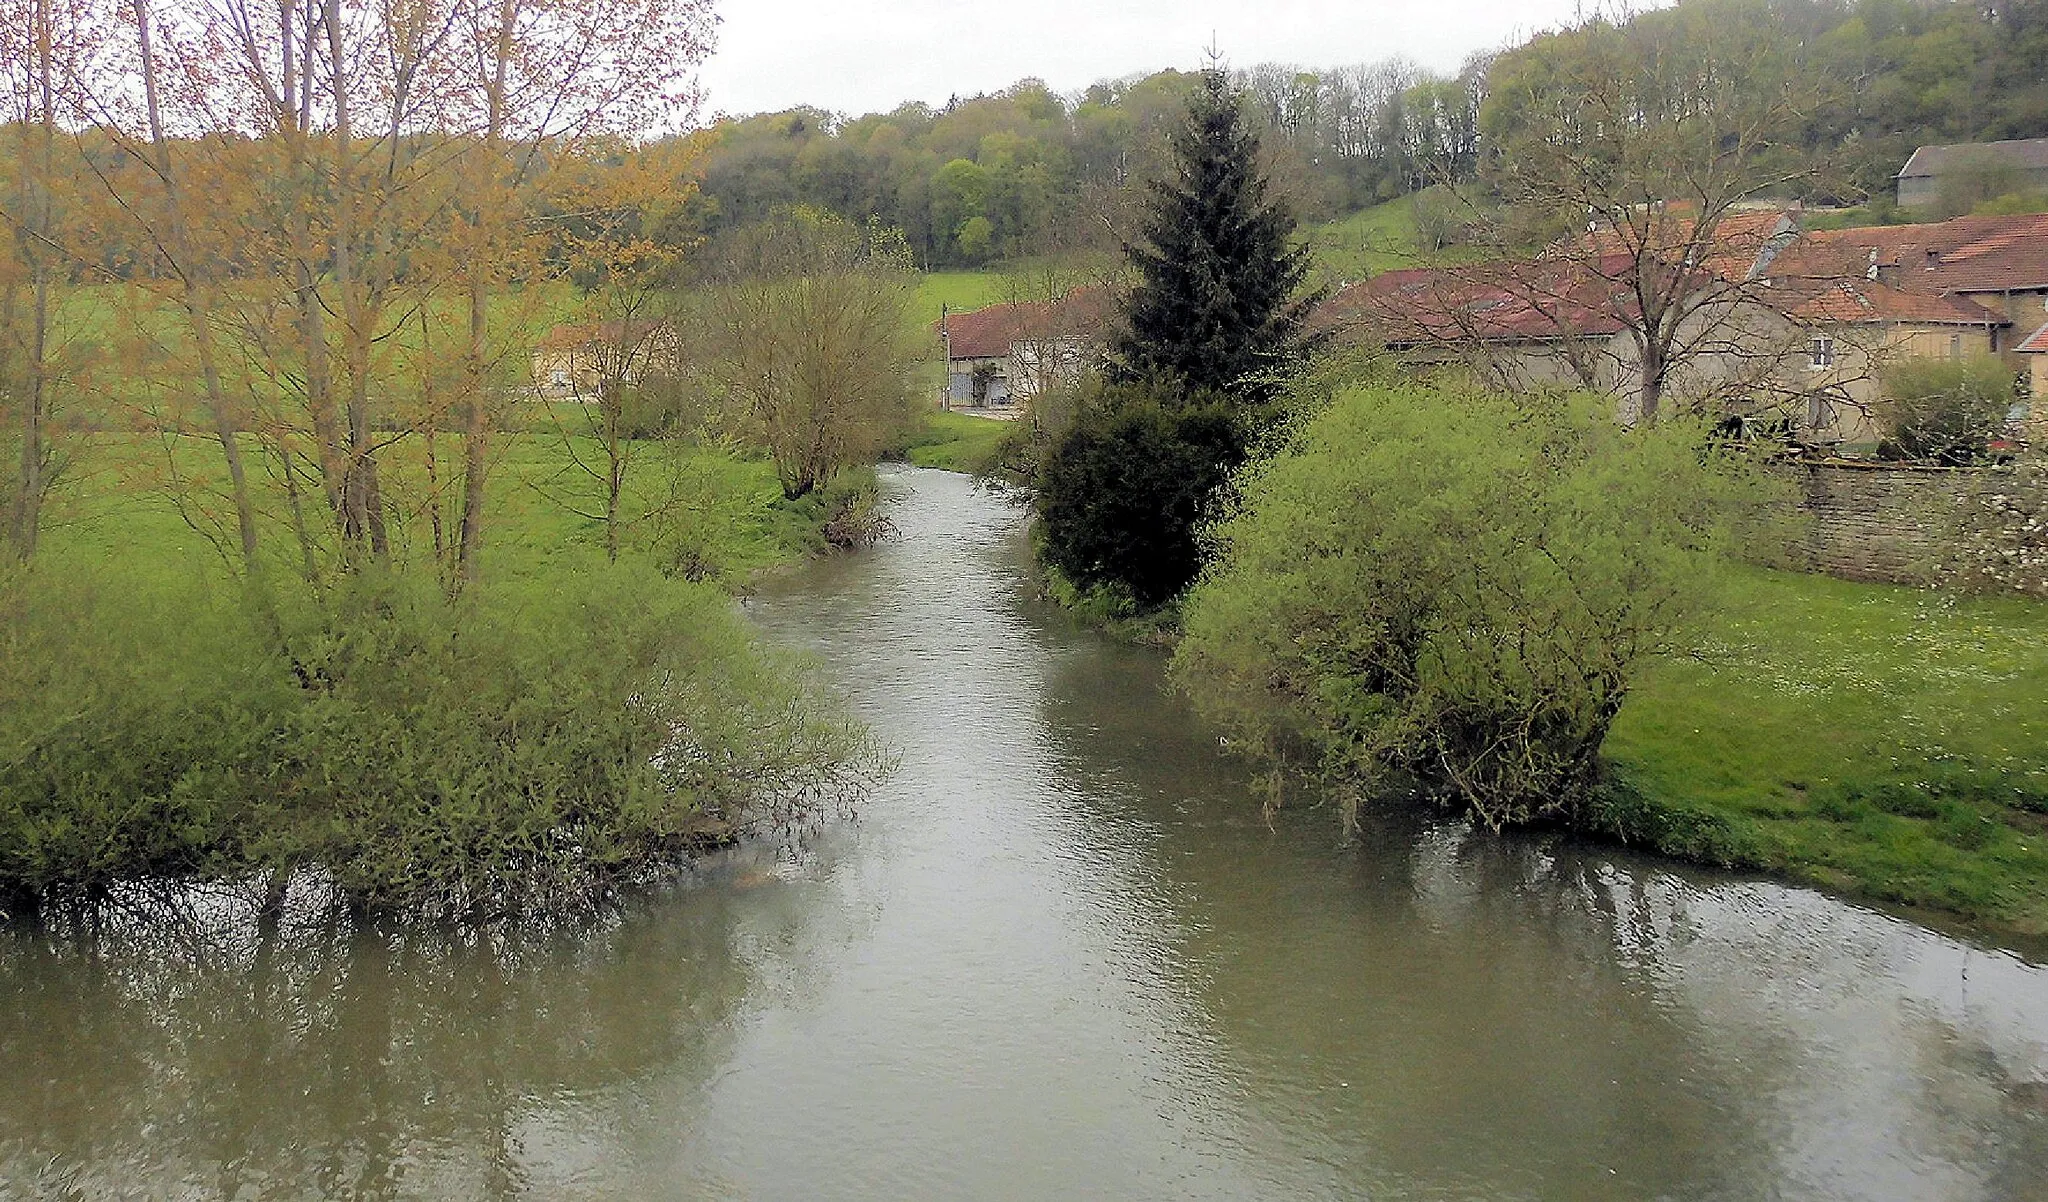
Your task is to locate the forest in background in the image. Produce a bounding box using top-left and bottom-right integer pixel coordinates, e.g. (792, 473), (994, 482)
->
(690, 0), (2048, 269)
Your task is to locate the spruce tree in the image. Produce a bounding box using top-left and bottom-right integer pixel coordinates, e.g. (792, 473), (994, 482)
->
(1110, 69), (1322, 406)
(1037, 69), (1322, 611)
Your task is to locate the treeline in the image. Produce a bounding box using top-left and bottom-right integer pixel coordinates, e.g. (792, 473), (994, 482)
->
(690, 0), (2048, 268)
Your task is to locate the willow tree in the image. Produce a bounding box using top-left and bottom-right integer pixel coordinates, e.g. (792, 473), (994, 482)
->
(695, 210), (923, 501)
(86, 0), (713, 587)
(0, 0), (102, 560)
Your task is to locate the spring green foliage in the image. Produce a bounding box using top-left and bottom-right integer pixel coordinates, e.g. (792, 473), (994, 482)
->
(0, 434), (878, 920)
(1602, 567), (2048, 935)
(1877, 355), (2018, 464)
(1173, 383), (1772, 830)
(687, 3), (2048, 276)
(0, 561), (871, 918)
(694, 209), (926, 501)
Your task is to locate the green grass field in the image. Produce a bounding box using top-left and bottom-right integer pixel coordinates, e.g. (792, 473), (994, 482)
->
(915, 272), (1010, 324)
(1605, 567), (2048, 937)
(1300, 188), (1493, 284)
(36, 428), (826, 592)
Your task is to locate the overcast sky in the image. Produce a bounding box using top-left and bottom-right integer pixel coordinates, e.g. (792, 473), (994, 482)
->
(696, 0), (1601, 120)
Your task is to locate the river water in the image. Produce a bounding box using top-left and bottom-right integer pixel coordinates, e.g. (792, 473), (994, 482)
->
(4, 466), (2047, 1200)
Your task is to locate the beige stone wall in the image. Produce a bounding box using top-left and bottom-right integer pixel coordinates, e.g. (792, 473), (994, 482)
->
(1772, 461), (1974, 584)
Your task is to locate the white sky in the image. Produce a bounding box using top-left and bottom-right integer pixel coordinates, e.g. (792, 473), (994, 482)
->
(696, 0), (1601, 120)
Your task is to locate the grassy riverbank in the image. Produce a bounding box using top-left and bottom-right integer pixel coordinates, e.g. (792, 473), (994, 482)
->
(1597, 567), (2048, 937)
(897, 409), (1015, 473)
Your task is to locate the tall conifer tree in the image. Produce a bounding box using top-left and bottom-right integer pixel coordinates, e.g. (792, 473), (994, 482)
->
(1111, 68), (1321, 405)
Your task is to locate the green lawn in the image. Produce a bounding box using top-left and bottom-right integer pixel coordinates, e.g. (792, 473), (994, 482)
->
(914, 272), (1007, 324)
(38, 429), (824, 590)
(1604, 566), (2048, 937)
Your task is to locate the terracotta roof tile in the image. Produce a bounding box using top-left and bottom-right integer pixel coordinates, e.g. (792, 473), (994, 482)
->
(937, 290), (1112, 361)
(1804, 213), (2048, 294)
(1323, 255), (1642, 346)
(2019, 320), (2048, 354)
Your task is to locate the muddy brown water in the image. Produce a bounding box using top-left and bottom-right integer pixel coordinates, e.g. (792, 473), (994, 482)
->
(4, 466), (2047, 1200)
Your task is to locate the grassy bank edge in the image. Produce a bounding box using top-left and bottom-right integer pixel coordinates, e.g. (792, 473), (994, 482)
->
(1034, 560), (2048, 948)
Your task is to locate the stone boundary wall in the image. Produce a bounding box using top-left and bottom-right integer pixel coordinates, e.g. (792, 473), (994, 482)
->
(1769, 461), (1979, 585)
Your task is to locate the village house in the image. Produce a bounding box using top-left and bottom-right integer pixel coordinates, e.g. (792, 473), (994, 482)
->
(1896, 139), (2048, 210)
(2021, 321), (2048, 402)
(1326, 210), (2048, 453)
(531, 319), (681, 399)
(936, 291), (1112, 411)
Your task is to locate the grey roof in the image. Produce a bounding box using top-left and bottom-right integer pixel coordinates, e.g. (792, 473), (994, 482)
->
(1898, 138), (2048, 180)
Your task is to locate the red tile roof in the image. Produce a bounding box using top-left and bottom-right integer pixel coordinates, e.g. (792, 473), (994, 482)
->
(1323, 254), (1651, 347)
(2019, 321), (2048, 354)
(1803, 213), (2048, 294)
(937, 290), (1113, 361)
(1578, 207), (1795, 284)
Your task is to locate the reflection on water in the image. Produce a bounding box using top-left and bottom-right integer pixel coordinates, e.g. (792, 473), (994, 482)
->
(3, 467), (2045, 1200)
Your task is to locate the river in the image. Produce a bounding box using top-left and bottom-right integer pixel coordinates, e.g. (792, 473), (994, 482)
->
(3, 466), (2046, 1200)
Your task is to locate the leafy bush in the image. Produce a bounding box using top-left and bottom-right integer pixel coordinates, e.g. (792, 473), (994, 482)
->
(1035, 385), (1250, 609)
(1172, 383), (1774, 830)
(0, 563), (876, 919)
(1878, 356), (2016, 464)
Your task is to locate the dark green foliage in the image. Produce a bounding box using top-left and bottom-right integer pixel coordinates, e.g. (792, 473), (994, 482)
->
(1035, 387), (1245, 609)
(1111, 70), (1323, 406)
(0, 563), (874, 919)
(1033, 73), (1321, 613)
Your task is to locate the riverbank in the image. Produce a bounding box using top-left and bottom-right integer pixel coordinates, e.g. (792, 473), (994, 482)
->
(1044, 555), (2048, 940)
(1600, 566), (2048, 939)
(897, 409), (1016, 473)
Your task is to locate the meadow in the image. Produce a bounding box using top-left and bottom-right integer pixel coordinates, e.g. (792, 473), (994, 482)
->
(1605, 567), (2048, 937)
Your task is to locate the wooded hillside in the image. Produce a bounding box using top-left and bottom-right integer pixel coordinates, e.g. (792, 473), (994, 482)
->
(688, 0), (2048, 268)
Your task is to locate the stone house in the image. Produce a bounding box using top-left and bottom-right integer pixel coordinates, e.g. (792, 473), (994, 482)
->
(531, 319), (680, 399)
(1896, 139), (2048, 210)
(1325, 210), (2048, 453)
(936, 290), (1112, 410)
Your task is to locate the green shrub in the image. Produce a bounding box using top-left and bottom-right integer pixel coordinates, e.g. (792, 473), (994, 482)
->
(1036, 385), (1250, 609)
(1877, 355), (2016, 464)
(1172, 383), (1774, 830)
(0, 562), (876, 919)
(0, 568), (288, 899)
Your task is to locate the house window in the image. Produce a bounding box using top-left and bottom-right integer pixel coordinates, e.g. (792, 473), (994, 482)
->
(1806, 392), (1836, 432)
(1808, 336), (1834, 370)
